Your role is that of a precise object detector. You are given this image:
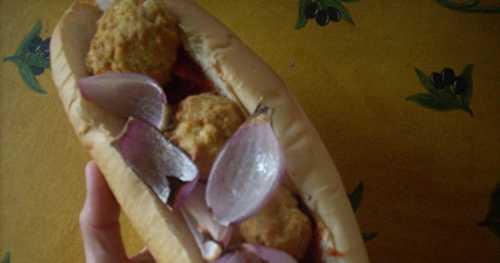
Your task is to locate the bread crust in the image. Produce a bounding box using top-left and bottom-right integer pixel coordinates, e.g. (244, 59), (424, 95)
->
(50, 1), (369, 262)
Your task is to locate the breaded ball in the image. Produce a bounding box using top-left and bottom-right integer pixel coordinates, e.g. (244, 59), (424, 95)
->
(171, 93), (245, 178)
(239, 187), (312, 259)
(86, 0), (179, 84)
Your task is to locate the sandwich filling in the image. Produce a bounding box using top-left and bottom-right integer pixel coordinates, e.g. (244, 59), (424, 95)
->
(79, 0), (338, 262)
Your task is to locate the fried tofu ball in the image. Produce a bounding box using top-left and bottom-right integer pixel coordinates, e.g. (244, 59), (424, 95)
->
(86, 0), (179, 84)
(239, 187), (312, 260)
(171, 93), (246, 177)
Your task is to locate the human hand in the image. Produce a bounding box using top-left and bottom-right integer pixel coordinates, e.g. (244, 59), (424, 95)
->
(80, 161), (155, 263)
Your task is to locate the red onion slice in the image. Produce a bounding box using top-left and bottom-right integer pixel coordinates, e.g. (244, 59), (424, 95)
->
(181, 184), (233, 247)
(112, 118), (198, 204)
(172, 180), (198, 209)
(181, 206), (223, 261)
(206, 105), (285, 226)
(216, 244), (297, 263)
(215, 251), (259, 263)
(242, 244), (297, 263)
(78, 73), (169, 131)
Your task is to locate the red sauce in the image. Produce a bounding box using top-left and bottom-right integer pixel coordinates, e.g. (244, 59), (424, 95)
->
(166, 48), (215, 105)
(329, 249), (343, 257)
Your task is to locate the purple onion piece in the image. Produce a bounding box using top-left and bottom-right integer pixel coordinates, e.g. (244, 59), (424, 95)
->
(216, 244), (297, 263)
(172, 179), (199, 209)
(206, 105), (285, 226)
(242, 244), (297, 263)
(78, 73), (169, 131)
(181, 206), (223, 261)
(112, 118), (198, 205)
(215, 250), (262, 263)
(182, 184), (233, 247)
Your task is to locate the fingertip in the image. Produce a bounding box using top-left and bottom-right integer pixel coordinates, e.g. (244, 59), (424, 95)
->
(84, 161), (109, 194)
(85, 161), (101, 184)
(85, 160), (98, 175)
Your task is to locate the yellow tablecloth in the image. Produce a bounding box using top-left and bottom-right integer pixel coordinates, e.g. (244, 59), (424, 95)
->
(1, 0), (499, 262)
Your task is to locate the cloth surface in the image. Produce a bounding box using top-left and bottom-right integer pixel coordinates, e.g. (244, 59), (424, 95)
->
(1, 0), (499, 262)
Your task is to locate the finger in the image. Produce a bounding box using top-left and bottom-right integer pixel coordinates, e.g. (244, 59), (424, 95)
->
(129, 248), (155, 263)
(80, 161), (128, 263)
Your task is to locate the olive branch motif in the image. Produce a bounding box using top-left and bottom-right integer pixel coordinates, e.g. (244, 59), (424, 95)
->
(436, 0), (500, 13)
(479, 182), (500, 238)
(296, 0), (358, 29)
(1, 252), (10, 263)
(349, 182), (378, 242)
(407, 65), (474, 116)
(295, 0), (500, 30)
(3, 20), (50, 94)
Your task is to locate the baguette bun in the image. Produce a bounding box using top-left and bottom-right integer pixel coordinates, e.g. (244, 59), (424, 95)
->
(50, 1), (369, 262)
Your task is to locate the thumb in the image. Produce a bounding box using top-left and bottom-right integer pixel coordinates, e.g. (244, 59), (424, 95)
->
(80, 161), (128, 263)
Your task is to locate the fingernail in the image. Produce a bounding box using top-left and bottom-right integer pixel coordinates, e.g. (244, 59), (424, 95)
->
(84, 161), (96, 191)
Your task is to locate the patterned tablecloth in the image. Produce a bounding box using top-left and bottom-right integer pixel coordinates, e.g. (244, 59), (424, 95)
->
(1, 0), (499, 262)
